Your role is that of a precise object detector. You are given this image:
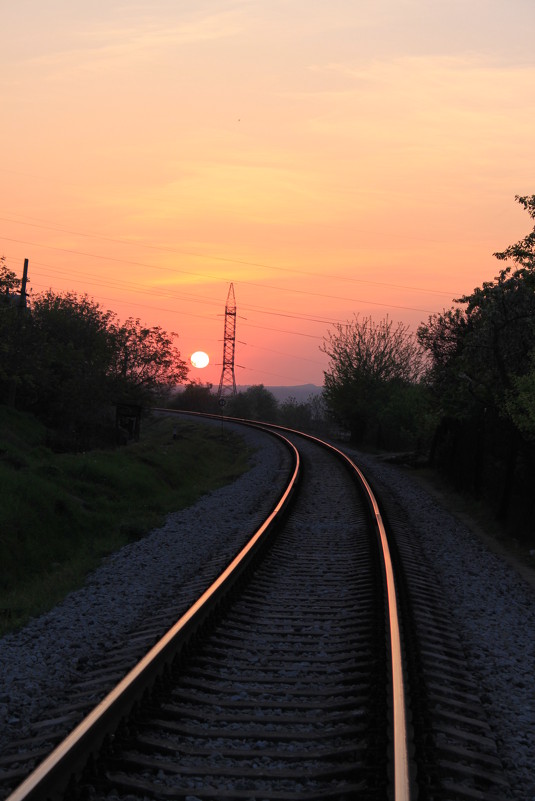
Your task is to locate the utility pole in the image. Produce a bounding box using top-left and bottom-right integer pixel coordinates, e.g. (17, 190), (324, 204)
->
(8, 259), (29, 406)
(19, 258), (29, 310)
(217, 283), (237, 403)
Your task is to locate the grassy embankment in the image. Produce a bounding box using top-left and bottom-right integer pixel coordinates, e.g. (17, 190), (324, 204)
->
(0, 408), (252, 635)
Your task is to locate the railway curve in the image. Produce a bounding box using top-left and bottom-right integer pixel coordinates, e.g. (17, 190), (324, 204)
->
(0, 413), (512, 800)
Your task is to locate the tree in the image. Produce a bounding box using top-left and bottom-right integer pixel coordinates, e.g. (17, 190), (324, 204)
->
(278, 396), (313, 430)
(417, 195), (535, 527)
(108, 317), (188, 404)
(493, 195), (535, 268)
(505, 353), (535, 441)
(0, 256), (21, 296)
(418, 195), (535, 424)
(28, 291), (117, 433)
(322, 315), (425, 445)
(417, 307), (475, 417)
(0, 257), (25, 404)
(171, 381), (220, 413)
(226, 385), (279, 422)
(0, 287), (190, 448)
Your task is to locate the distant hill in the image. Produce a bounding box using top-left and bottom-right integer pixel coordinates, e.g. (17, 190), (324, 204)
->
(237, 384), (323, 403)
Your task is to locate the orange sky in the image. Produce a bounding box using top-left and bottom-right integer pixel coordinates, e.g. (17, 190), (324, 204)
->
(2, 1), (535, 387)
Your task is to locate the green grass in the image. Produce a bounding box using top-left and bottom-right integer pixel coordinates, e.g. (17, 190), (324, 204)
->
(0, 408), (252, 635)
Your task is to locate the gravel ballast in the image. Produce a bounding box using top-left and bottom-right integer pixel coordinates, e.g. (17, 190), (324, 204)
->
(0, 422), (533, 799)
(346, 447), (535, 801)
(0, 421), (289, 753)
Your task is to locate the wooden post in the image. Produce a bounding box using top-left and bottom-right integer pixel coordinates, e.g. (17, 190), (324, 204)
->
(8, 259), (29, 404)
(19, 258), (29, 309)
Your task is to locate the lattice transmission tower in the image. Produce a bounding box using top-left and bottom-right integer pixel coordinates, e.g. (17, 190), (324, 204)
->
(217, 283), (237, 402)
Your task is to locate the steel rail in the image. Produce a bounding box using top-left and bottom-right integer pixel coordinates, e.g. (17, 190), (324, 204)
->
(167, 411), (412, 800)
(5, 428), (300, 801)
(7, 411), (411, 801)
(345, 451), (411, 801)
(275, 425), (411, 801)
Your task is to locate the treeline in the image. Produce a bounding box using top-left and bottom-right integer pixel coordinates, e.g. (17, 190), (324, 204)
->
(417, 195), (535, 543)
(0, 267), (187, 449)
(170, 382), (327, 432)
(321, 195), (535, 543)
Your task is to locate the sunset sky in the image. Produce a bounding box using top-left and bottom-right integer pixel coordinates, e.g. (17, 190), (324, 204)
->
(2, 0), (535, 387)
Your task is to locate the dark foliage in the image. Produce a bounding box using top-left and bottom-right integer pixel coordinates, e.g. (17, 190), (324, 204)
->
(321, 314), (431, 449)
(225, 385), (279, 422)
(0, 283), (188, 449)
(419, 195), (535, 543)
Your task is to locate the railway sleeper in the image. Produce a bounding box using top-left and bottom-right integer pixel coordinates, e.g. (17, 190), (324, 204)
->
(134, 732), (368, 761)
(97, 771), (369, 800)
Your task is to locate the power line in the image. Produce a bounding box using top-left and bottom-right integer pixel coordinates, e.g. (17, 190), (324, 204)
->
(28, 280), (330, 341)
(27, 281), (218, 324)
(236, 364), (319, 384)
(3, 236), (438, 315)
(24, 258), (353, 327)
(246, 342), (326, 366)
(25, 278), (310, 346)
(0, 213), (459, 296)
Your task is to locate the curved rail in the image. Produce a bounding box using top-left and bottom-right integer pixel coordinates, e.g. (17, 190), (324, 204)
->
(260, 422), (412, 801)
(171, 411), (411, 801)
(6, 426), (300, 801)
(345, 449), (410, 801)
(6, 411), (412, 801)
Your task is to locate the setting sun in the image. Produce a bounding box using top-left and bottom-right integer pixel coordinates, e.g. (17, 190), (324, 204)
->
(191, 351), (210, 369)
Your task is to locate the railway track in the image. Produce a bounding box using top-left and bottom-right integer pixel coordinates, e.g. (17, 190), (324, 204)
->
(1, 415), (510, 800)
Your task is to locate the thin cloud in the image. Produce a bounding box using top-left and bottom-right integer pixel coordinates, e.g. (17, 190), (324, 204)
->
(26, 8), (246, 74)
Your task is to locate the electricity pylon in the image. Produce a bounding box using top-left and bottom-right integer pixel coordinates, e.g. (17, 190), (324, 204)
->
(217, 283), (237, 403)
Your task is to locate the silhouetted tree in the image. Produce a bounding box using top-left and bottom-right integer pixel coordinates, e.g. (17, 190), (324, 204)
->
(278, 396), (313, 430)
(1, 287), (189, 447)
(226, 385), (279, 422)
(417, 195), (535, 530)
(108, 317), (188, 405)
(322, 314), (426, 445)
(0, 256), (21, 295)
(171, 381), (220, 413)
(418, 194), (535, 428)
(0, 257), (29, 406)
(28, 291), (117, 436)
